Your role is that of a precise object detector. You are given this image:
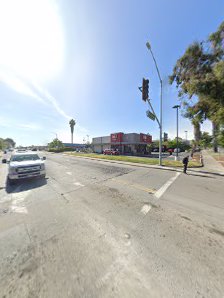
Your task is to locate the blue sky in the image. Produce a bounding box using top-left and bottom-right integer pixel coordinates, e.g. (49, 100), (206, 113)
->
(0, 0), (223, 146)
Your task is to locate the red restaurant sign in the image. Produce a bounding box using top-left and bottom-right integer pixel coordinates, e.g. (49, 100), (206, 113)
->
(111, 132), (123, 143)
(140, 133), (152, 143)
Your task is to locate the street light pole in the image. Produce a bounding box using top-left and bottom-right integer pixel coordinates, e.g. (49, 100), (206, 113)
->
(185, 130), (188, 141)
(172, 105), (181, 159)
(146, 42), (163, 166)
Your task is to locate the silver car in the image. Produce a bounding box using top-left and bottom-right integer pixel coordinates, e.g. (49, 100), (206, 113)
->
(2, 152), (46, 185)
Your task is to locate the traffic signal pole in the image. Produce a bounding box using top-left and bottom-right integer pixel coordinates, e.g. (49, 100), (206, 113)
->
(159, 80), (163, 166)
(146, 42), (163, 166)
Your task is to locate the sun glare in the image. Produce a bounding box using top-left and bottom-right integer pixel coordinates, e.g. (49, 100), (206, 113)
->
(0, 0), (64, 81)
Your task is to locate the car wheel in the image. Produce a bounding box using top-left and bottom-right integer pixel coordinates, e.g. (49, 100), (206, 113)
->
(40, 174), (46, 179)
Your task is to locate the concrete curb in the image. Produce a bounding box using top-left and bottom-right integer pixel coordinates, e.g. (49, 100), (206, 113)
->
(63, 153), (224, 177)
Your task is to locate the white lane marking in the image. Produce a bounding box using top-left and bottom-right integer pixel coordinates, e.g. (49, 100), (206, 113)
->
(10, 189), (30, 214)
(11, 206), (28, 214)
(154, 172), (181, 199)
(73, 182), (84, 187)
(140, 204), (151, 215)
(66, 172), (72, 175)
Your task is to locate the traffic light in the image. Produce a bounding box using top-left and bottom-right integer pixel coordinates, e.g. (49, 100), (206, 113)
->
(142, 78), (149, 101)
(164, 132), (168, 142)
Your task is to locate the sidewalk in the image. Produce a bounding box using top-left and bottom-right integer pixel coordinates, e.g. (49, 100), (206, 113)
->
(64, 153), (224, 177)
(199, 150), (224, 174)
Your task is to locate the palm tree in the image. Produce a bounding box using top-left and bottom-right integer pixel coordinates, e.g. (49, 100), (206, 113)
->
(69, 119), (76, 144)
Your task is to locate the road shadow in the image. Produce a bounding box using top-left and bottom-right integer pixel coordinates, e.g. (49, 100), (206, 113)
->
(5, 177), (47, 194)
(188, 169), (224, 177)
(185, 172), (215, 179)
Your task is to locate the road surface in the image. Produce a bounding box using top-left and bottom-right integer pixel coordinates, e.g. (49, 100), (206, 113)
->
(0, 152), (223, 298)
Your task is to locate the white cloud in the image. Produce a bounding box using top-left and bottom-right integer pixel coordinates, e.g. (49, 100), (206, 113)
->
(18, 123), (42, 130)
(31, 81), (72, 119)
(0, 116), (41, 131)
(0, 68), (73, 120)
(0, 69), (44, 103)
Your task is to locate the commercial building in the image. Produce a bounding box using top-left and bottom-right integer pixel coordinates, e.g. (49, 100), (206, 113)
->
(92, 132), (152, 155)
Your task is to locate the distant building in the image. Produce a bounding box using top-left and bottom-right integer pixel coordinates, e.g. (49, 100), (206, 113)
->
(63, 143), (86, 149)
(92, 132), (152, 155)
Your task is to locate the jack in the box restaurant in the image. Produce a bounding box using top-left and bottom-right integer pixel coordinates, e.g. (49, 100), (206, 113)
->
(92, 132), (152, 155)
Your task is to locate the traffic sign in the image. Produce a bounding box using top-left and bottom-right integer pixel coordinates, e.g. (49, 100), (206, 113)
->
(146, 110), (155, 121)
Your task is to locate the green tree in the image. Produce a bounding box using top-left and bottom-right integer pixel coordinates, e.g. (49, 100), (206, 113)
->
(199, 132), (213, 148)
(4, 138), (16, 148)
(69, 119), (76, 144)
(170, 22), (224, 152)
(48, 138), (64, 150)
(217, 127), (224, 148)
(0, 138), (6, 150)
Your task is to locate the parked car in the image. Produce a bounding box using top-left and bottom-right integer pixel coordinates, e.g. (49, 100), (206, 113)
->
(2, 151), (46, 185)
(174, 148), (185, 153)
(16, 149), (27, 153)
(111, 149), (120, 155)
(103, 149), (120, 155)
(152, 147), (166, 153)
(167, 148), (174, 155)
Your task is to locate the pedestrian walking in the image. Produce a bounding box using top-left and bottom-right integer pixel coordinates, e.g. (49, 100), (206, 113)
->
(182, 156), (189, 174)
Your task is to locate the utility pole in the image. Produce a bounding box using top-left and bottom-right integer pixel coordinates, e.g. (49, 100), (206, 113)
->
(146, 42), (163, 166)
(173, 105), (181, 159)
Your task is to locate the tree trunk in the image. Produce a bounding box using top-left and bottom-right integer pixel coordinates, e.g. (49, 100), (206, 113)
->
(212, 121), (219, 152)
(71, 133), (73, 144)
(193, 121), (201, 145)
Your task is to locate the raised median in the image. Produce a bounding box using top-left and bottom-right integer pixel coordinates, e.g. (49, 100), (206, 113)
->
(65, 152), (202, 168)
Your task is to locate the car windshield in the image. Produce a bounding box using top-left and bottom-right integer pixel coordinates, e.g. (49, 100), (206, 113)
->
(11, 154), (40, 162)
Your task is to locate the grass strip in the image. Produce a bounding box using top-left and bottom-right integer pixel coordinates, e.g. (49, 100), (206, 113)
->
(66, 153), (201, 168)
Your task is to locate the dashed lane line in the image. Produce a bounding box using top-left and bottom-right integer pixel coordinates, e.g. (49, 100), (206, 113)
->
(112, 178), (156, 194)
(140, 204), (151, 215)
(73, 182), (85, 187)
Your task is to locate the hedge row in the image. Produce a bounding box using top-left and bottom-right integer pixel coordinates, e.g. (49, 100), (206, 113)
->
(48, 147), (76, 153)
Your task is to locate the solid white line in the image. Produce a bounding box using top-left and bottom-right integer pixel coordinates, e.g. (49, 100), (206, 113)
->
(140, 204), (151, 215)
(154, 172), (181, 199)
(66, 172), (72, 175)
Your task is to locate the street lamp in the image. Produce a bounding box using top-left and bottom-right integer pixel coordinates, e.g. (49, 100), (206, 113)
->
(146, 41), (163, 166)
(185, 130), (188, 141)
(172, 105), (181, 159)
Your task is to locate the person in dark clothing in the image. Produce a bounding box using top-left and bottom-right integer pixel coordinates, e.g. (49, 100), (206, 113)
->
(182, 156), (189, 174)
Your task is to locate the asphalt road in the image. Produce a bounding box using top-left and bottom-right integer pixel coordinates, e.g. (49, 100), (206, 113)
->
(0, 152), (223, 298)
